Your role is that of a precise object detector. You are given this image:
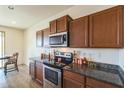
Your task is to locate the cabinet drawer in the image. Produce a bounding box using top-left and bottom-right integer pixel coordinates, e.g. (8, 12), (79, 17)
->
(63, 77), (84, 88)
(86, 77), (118, 88)
(63, 70), (84, 84)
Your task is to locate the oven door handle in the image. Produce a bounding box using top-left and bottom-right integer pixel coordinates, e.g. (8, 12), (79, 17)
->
(60, 35), (64, 44)
(43, 64), (61, 72)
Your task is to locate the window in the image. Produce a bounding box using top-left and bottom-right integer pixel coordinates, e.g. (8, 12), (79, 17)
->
(0, 31), (5, 68)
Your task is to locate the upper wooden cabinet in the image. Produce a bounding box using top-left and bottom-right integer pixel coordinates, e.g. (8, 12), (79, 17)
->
(57, 15), (72, 33)
(50, 20), (56, 34)
(36, 30), (43, 47)
(89, 6), (123, 48)
(43, 28), (50, 47)
(50, 15), (73, 34)
(69, 16), (89, 48)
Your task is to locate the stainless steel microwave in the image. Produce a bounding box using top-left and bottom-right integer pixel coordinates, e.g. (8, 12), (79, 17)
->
(49, 32), (68, 47)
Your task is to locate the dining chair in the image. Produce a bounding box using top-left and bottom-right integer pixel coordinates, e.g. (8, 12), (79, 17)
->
(4, 52), (19, 75)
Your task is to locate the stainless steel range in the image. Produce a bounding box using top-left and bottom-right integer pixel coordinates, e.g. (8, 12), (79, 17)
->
(43, 52), (73, 88)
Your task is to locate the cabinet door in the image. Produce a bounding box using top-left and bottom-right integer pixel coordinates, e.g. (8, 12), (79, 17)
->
(43, 28), (50, 47)
(36, 31), (43, 47)
(50, 20), (56, 34)
(29, 61), (35, 79)
(63, 70), (85, 88)
(89, 6), (123, 48)
(57, 16), (67, 33)
(69, 16), (88, 48)
(63, 77), (84, 88)
(86, 77), (118, 88)
(35, 61), (43, 85)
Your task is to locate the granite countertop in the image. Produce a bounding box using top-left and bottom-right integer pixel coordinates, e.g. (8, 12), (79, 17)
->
(29, 57), (48, 63)
(30, 57), (124, 87)
(63, 63), (124, 87)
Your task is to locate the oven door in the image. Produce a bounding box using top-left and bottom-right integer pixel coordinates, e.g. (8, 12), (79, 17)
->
(43, 65), (62, 88)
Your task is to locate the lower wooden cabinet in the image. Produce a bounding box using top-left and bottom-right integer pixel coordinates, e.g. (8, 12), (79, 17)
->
(35, 61), (43, 85)
(86, 77), (119, 88)
(63, 70), (120, 88)
(63, 77), (84, 88)
(29, 61), (121, 88)
(86, 86), (92, 88)
(29, 61), (43, 85)
(29, 61), (35, 79)
(63, 70), (85, 88)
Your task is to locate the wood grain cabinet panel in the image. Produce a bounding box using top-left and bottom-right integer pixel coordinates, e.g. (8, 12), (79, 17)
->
(63, 70), (85, 88)
(35, 61), (43, 85)
(69, 16), (89, 48)
(63, 77), (84, 88)
(43, 28), (50, 47)
(50, 15), (72, 34)
(63, 70), (85, 84)
(50, 20), (57, 34)
(89, 6), (123, 48)
(57, 15), (72, 33)
(36, 30), (43, 47)
(86, 77), (119, 88)
(57, 16), (67, 33)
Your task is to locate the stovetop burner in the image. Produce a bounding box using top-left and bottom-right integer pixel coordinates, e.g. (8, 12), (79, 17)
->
(43, 52), (73, 69)
(43, 61), (66, 69)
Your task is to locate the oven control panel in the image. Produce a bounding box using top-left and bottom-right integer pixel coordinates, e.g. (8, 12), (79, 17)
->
(55, 52), (73, 64)
(55, 52), (72, 58)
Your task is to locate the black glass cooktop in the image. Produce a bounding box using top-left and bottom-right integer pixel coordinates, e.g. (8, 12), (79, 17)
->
(43, 61), (66, 69)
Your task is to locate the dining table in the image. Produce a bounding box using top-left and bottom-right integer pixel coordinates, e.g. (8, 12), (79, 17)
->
(0, 55), (11, 68)
(0, 56), (11, 60)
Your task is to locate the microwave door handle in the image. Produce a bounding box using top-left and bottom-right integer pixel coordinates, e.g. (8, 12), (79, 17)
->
(61, 36), (63, 44)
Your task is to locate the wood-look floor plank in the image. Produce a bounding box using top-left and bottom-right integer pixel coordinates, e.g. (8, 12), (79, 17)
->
(0, 65), (42, 88)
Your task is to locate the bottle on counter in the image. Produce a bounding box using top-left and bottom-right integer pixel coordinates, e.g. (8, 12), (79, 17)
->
(83, 57), (88, 65)
(48, 52), (51, 61)
(41, 53), (44, 59)
(79, 58), (83, 65)
(73, 50), (77, 64)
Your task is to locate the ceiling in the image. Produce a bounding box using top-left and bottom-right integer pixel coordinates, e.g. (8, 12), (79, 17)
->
(0, 5), (73, 30)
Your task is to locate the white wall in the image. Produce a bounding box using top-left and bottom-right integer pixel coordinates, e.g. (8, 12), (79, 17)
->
(0, 26), (24, 65)
(119, 49), (124, 70)
(24, 5), (120, 67)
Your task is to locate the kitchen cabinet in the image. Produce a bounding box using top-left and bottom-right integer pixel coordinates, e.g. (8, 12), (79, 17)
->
(63, 70), (85, 88)
(69, 16), (89, 48)
(63, 77), (84, 88)
(89, 6), (123, 48)
(63, 70), (120, 88)
(57, 15), (72, 33)
(29, 61), (35, 80)
(50, 20), (57, 34)
(86, 77), (119, 88)
(36, 30), (43, 47)
(36, 28), (50, 47)
(50, 15), (73, 34)
(43, 28), (50, 47)
(35, 61), (43, 85)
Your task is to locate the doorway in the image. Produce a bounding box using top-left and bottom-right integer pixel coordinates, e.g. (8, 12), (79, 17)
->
(0, 31), (5, 68)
